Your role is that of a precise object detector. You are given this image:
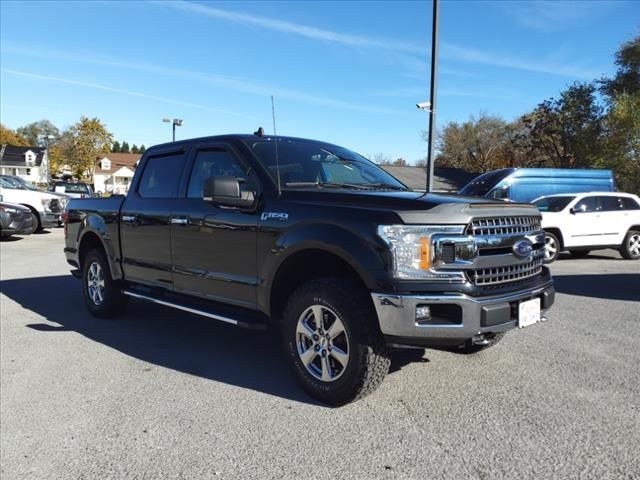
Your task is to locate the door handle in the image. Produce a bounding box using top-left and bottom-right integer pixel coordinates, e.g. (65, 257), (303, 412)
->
(171, 217), (189, 225)
(122, 215), (137, 224)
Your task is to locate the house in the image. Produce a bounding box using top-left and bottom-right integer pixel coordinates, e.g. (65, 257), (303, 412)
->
(0, 145), (49, 185)
(93, 153), (140, 195)
(381, 165), (477, 193)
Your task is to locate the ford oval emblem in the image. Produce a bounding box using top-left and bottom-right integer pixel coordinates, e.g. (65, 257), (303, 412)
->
(513, 239), (533, 259)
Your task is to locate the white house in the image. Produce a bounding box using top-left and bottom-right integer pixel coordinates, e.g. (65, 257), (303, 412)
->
(93, 153), (140, 195)
(0, 145), (49, 185)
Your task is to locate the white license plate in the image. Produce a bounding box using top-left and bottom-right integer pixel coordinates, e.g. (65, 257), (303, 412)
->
(518, 298), (541, 328)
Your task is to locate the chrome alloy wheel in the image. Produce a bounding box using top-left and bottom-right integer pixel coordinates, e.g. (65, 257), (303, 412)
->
(629, 233), (640, 257)
(544, 235), (558, 261)
(87, 262), (105, 306)
(296, 305), (350, 382)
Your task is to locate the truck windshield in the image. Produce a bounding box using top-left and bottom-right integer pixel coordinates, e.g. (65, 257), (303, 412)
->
(249, 139), (407, 191)
(533, 196), (575, 212)
(459, 170), (512, 197)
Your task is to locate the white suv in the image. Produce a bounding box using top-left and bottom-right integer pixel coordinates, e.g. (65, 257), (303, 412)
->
(533, 192), (640, 263)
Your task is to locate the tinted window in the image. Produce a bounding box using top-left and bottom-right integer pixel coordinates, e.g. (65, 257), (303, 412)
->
(598, 196), (622, 211)
(620, 196), (640, 210)
(138, 153), (186, 198)
(533, 196), (575, 212)
(458, 170), (513, 197)
(187, 149), (247, 198)
(250, 139), (406, 190)
(574, 196), (597, 213)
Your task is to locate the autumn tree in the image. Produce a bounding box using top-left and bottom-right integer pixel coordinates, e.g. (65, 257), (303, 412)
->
(65, 117), (114, 178)
(0, 124), (29, 146)
(600, 34), (640, 98)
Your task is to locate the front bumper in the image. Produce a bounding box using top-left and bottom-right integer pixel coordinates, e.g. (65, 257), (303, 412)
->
(372, 280), (555, 347)
(42, 212), (62, 228)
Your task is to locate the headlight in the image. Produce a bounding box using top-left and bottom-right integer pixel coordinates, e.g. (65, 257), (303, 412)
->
(41, 198), (52, 211)
(0, 206), (19, 214)
(377, 225), (466, 279)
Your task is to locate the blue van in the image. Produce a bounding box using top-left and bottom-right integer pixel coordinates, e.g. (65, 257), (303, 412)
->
(458, 168), (616, 202)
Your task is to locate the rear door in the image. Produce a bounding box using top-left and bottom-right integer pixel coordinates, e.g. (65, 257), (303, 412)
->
(170, 142), (260, 309)
(596, 196), (626, 245)
(120, 147), (189, 287)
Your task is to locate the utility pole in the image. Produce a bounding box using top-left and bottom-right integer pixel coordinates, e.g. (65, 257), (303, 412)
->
(425, 0), (440, 192)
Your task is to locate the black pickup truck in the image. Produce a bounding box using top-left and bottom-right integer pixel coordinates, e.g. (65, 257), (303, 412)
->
(64, 132), (555, 405)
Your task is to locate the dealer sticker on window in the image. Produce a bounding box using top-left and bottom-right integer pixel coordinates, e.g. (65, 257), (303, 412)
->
(518, 298), (541, 328)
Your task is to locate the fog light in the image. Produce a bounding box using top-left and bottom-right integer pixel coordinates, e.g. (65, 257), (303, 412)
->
(416, 305), (431, 321)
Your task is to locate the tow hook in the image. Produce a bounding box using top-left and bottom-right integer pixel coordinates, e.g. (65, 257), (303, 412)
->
(471, 334), (491, 346)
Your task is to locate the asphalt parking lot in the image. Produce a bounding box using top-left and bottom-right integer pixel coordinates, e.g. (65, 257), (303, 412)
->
(1, 228), (639, 479)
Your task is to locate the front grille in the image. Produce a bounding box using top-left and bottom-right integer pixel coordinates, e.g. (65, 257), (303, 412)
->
(49, 199), (62, 213)
(470, 216), (541, 236)
(469, 258), (544, 287)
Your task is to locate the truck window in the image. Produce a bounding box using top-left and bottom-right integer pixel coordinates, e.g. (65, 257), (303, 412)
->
(187, 149), (248, 198)
(138, 152), (186, 198)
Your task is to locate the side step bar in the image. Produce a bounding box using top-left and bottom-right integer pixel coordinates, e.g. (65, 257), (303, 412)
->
(122, 290), (266, 330)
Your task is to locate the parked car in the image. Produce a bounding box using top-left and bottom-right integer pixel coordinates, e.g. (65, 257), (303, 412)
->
(459, 168), (615, 203)
(533, 192), (640, 263)
(0, 176), (67, 232)
(0, 197), (34, 238)
(65, 133), (555, 405)
(49, 181), (95, 198)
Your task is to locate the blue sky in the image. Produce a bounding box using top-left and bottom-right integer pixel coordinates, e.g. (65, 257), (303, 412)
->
(1, 1), (638, 163)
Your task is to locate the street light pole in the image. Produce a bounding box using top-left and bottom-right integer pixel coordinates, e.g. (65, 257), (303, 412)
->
(162, 118), (184, 142)
(425, 0), (440, 193)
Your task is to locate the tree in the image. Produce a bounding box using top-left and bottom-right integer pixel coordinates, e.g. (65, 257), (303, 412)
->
(139, 144), (146, 154)
(521, 82), (603, 168)
(434, 112), (511, 172)
(369, 152), (392, 165)
(112, 140), (121, 153)
(65, 117), (114, 178)
(121, 141), (130, 153)
(131, 144), (139, 154)
(16, 120), (60, 147)
(0, 124), (29, 146)
(600, 34), (640, 98)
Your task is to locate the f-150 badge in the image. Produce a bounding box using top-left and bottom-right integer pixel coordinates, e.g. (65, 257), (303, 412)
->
(261, 212), (289, 221)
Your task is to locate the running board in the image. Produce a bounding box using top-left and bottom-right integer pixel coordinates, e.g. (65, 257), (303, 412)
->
(122, 290), (266, 330)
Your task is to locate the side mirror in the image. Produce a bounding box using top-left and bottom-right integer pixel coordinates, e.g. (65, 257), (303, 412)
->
(203, 176), (256, 209)
(569, 207), (576, 215)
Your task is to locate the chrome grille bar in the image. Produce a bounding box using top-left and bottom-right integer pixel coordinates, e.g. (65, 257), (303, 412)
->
(470, 216), (541, 236)
(470, 258), (544, 286)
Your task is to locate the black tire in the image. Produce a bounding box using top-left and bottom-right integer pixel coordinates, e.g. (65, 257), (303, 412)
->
(570, 250), (591, 259)
(457, 332), (505, 354)
(29, 211), (41, 234)
(281, 277), (391, 406)
(620, 230), (640, 260)
(82, 248), (128, 318)
(543, 231), (561, 264)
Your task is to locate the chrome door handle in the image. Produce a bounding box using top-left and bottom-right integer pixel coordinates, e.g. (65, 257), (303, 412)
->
(171, 218), (189, 225)
(122, 215), (137, 223)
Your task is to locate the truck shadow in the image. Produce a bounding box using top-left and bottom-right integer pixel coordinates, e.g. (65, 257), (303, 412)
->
(1, 275), (426, 406)
(553, 273), (640, 302)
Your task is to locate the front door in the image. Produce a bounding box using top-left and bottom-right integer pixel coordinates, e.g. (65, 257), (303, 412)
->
(564, 195), (607, 247)
(120, 148), (189, 287)
(170, 143), (260, 309)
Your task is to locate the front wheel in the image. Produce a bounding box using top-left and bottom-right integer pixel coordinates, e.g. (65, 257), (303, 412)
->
(82, 248), (128, 318)
(620, 230), (640, 260)
(544, 232), (561, 264)
(282, 278), (391, 406)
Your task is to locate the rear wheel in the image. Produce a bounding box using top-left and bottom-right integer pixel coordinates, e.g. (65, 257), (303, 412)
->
(282, 277), (391, 406)
(82, 248), (127, 318)
(570, 250), (591, 259)
(620, 230), (640, 260)
(543, 232), (560, 264)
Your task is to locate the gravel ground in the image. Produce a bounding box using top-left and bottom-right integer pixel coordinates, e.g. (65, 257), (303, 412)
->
(1, 229), (639, 479)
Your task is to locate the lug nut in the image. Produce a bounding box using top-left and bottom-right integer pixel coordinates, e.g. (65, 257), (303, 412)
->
(312, 334), (319, 341)
(321, 349), (327, 357)
(314, 345), (320, 351)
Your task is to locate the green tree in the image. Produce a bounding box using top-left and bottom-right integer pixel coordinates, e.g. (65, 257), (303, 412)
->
(66, 117), (114, 178)
(112, 140), (121, 153)
(0, 124), (29, 146)
(139, 144), (146, 154)
(121, 141), (130, 153)
(131, 144), (139, 154)
(16, 120), (60, 146)
(600, 34), (640, 98)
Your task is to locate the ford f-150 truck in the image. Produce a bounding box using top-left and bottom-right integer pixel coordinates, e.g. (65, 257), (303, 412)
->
(64, 132), (555, 405)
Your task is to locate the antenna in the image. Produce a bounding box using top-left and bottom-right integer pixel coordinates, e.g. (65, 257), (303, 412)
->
(271, 95), (282, 196)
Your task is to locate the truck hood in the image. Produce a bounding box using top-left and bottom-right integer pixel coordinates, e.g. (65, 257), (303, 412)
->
(282, 189), (540, 224)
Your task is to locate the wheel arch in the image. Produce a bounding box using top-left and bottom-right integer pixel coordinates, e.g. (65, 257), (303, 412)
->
(77, 225), (123, 280)
(544, 227), (564, 250)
